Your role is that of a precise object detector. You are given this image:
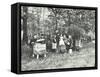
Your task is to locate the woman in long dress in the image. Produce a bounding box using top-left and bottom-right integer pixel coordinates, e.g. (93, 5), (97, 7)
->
(52, 35), (57, 52)
(59, 34), (66, 53)
(59, 34), (65, 46)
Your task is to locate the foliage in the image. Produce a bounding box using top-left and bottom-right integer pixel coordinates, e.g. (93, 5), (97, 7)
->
(21, 6), (95, 43)
(67, 25), (85, 40)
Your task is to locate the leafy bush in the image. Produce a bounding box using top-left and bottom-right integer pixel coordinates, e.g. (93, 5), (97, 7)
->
(67, 25), (85, 40)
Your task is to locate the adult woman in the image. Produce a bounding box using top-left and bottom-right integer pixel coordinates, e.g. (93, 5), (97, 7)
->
(46, 33), (52, 52)
(59, 34), (66, 53)
(52, 35), (57, 52)
(59, 34), (65, 46)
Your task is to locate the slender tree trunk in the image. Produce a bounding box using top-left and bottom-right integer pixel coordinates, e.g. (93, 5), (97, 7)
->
(23, 7), (28, 44)
(55, 16), (58, 30)
(73, 38), (76, 50)
(67, 10), (71, 26)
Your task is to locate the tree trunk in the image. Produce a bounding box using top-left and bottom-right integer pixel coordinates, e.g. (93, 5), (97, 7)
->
(55, 16), (58, 30)
(23, 7), (28, 44)
(67, 10), (71, 26)
(73, 39), (76, 50)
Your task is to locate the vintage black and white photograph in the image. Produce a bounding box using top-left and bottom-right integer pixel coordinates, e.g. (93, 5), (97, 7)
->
(21, 5), (96, 71)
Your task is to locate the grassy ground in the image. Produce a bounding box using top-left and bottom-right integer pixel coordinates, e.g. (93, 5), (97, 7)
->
(21, 42), (95, 71)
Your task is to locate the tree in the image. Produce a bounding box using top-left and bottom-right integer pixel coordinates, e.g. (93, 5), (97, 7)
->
(67, 25), (85, 49)
(48, 8), (63, 30)
(26, 7), (42, 42)
(21, 6), (28, 44)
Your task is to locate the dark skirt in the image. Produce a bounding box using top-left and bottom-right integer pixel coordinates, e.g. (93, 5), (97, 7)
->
(46, 43), (52, 52)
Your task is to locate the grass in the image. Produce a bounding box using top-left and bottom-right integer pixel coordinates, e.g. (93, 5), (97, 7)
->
(21, 42), (95, 71)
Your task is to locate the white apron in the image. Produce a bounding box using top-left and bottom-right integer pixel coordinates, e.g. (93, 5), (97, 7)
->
(52, 43), (57, 49)
(59, 36), (65, 46)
